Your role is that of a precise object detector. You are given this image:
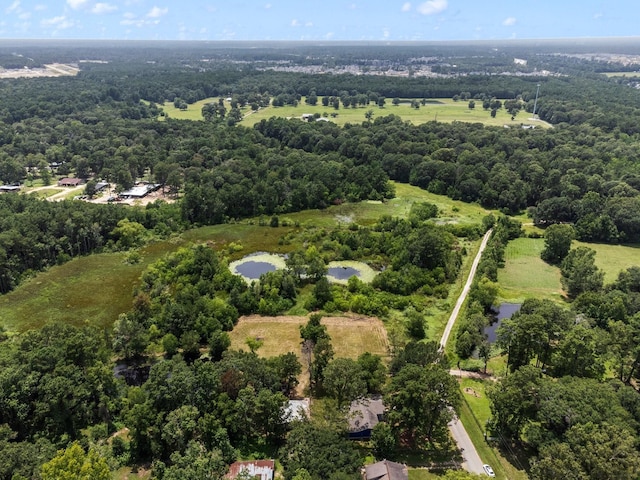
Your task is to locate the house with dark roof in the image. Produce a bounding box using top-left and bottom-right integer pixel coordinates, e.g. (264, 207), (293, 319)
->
(348, 396), (385, 440)
(226, 460), (275, 480)
(58, 177), (83, 187)
(364, 460), (408, 480)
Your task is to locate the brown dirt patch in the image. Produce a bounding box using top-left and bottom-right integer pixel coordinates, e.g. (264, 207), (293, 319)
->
(230, 314), (390, 396)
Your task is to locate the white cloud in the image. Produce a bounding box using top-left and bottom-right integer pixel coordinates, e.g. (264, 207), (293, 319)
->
(41, 15), (74, 29)
(325, 31), (334, 39)
(92, 3), (117, 14)
(265, 3), (272, 8)
(146, 6), (168, 18)
(305, 21), (313, 27)
(19, 12), (31, 19)
(417, 0), (447, 15)
(383, 28), (390, 38)
(291, 18), (300, 26)
(593, 12), (603, 19)
(401, 2), (411, 12)
(34, 4), (47, 11)
(6, 1), (20, 14)
(67, 0), (88, 10)
(502, 16), (516, 26)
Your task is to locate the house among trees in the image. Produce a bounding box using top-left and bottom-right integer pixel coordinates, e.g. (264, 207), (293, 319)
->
(226, 460), (275, 480)
(58, 177), (84, 187)
(348, 396), (385, 440)
(285, 398), (310, 422)
(119, 183), (161, 199)
(364, 460), (409, 480)
(0, 185), (21, 192)
(95, 181), (110, 192)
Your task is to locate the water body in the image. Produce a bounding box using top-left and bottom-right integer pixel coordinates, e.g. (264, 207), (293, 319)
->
(234, 261), (276, 279)
(327, 266), (361, 280)
(485, 303), (522, 343)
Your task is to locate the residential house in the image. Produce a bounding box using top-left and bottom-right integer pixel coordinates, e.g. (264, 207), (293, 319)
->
(348, 396), (385, 440)
(226, 460), (275, 480)
(364, 460), (408, 480)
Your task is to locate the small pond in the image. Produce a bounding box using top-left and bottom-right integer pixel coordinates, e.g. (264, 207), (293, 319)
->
(326, 260), (377, 284)
(327, 266), (361, 280)
(229, 252), (287, 283)
(235, 261), (277, 279)
(114, 360), (151, 387)
(484, 303), (522, 343)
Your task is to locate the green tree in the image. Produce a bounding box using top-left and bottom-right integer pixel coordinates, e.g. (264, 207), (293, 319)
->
(112, 313), (149, 359)
(560, 247), (604, 298)
(323, 358), (366, 408)
(405, 307), (427, 340)
(371, 422), (397, 459)
(41, 442), (111, 480)
(541, 224), (575, 264)
(281, 421), (361, 480)
(357, 352), (387, 393)
(385, 364), (460, 447)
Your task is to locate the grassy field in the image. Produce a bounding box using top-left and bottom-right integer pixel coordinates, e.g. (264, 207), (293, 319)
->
(229, 314), (389, 394)
(603, 72), (640, 77)
(241, 97), (549, 128)
(497, 237), (640, 302)
(154, 95), (550, 128)
(497, 237), (563, 302)
(574, 240), (640, 283)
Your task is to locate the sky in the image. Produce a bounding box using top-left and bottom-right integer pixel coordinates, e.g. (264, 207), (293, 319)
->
(0, 0), (638, 42)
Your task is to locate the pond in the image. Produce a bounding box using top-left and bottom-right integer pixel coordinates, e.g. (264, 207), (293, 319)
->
(326, 260), (378, 284)
(229, 252), (287, 283)
(327, 266), (361, 280)
(234, 261), (276, 279)
(484, 302), (522, 343)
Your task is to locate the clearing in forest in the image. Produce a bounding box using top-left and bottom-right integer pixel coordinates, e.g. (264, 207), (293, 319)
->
(229, 314), (390, 394)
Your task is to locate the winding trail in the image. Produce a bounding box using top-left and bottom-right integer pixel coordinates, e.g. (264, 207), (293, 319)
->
(439, 228), (493, 475)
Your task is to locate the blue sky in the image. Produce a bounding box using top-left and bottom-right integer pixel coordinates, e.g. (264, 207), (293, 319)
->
(1, 0), (637, 41)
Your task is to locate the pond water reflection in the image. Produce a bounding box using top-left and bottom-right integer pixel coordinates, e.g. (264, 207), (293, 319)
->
(327, 266), (361, 280)
(485, 303), (522, 343)
(234, 261), (277, 279)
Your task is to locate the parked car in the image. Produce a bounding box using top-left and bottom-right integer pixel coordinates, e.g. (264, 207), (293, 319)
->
(483, 464), (496, 477)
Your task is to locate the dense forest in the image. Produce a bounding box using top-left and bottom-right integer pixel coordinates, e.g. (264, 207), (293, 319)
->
(2, 41), (640, 479)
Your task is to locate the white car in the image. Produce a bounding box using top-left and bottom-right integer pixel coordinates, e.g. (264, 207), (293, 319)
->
(483, 464), (496, 477)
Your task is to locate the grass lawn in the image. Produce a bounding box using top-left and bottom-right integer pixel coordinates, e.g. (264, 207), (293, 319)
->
(27, 188), (64, 199)
(152, 96), (550, 129)
(229, 315), (389, 394)
(574, 240), (640, 284)
(241, 97), (550, 128)
(497, 237), (563, 302)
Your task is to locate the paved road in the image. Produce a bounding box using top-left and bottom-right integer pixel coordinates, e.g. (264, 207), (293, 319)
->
(439, 228), (493, 476)
(449, 415), (486, 475)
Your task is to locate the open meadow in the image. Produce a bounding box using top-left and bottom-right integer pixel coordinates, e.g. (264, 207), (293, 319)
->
(155, 96), (550, 128)
(497, 237), (640, 302)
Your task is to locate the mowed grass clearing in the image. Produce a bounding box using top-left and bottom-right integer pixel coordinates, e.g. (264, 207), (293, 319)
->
(152, 96), (549, 128)
(498, 237), (563, 302)
(229, 314), (389, 394)
(241, 97), (548, 128)
(498, 237), (640, 302)
(574, 240), (640, 283)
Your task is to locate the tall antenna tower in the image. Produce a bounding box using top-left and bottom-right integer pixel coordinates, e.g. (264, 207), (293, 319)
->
(532, 83), (541, 120)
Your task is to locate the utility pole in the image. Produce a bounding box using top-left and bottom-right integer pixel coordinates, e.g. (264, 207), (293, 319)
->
(532, 83), (541, 120)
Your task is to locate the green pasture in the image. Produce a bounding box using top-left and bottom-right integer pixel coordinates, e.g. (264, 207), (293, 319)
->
(241, 97), (548, 128)
(497, 237), (563, 302)
(574, 240), (640, 284)
(603, 72), (640, 77)
(153, 95), (548, 128)
(27, 188), (64, 199)
(497, 237), (640, 303)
